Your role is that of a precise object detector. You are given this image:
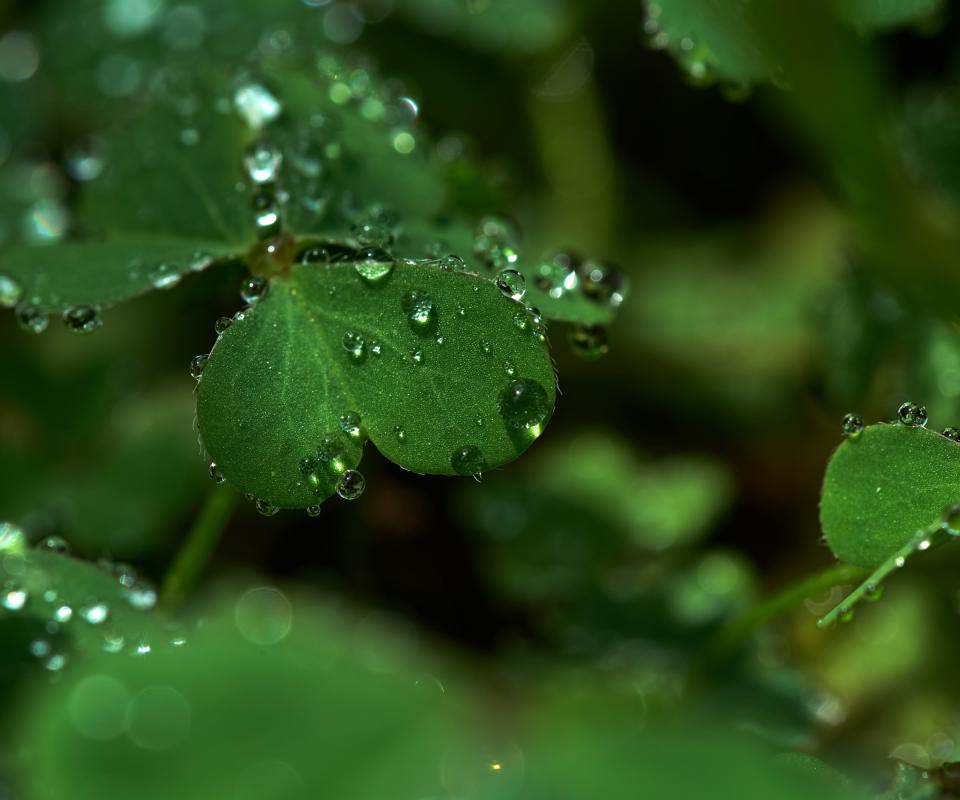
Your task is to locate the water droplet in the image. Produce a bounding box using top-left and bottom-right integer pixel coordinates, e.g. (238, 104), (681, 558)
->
(456, 303), (467, 318)
(54, 604), (73, 623)
(241, 275), (269, 304)
(451, 445), (484, 477)
(864, 584), (884, 602)
(336, 469), (365, 500)
(535, 252), (579, 298)
(393, 425), (406, 443)
(839, 606), (854, 623)
(63, 305), (102, 334)
(898, 402), (927, 428)
(342, 330), (366, 361)
(411, 347), (424, 365)
(570, 324), (608, 359)
(209, 462), (224, 484)
(917, 538), (932, 551)
(499, 378), (551, 439)
(255, 498), (279, 517)
(80, 603), (109, 624)
(474, 216), (520, 270)
(40, 536), (70, 554)
(512, 311), (529, 332)
(504, 361), (516, 377)
(16, 304), (48, 333)
(244, 140), (283, 184)
(895, 556), (906, 568)
(0, 273), (22, 308)
(440, 254), (466, 271)
(370, 340), (382, 356)
(479, 339), (492, 355)
(189, 354), (208, 380)
(354, 251), (394, 283)
(234, 82), (282, 130)
(944, 504), (960, 535)
(842, 413), (864, 438)
(351, 212), (394, 248)
(252, 190), (281, 235)
(3, 586), (27, 610)
(126, 582), (157, 610)
(495, 269), (526, 301)
(317, 435), (348, 474)
(306, 504), (322, 517)
(339, 411), (361, 438)
(579, 259), (624, 308)
(402, 289), (435, 327)
(149, 263), (181, 290)
(943, 427), (960, 442)
(214, 315), (233, 334)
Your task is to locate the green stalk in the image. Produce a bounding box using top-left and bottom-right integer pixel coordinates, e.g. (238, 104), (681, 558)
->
(160, 487), (237, 612)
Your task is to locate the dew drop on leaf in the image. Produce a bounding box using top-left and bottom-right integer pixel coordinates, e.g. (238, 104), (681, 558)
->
(841, 413), (864, 438)
(338, 411), (361, 438)
(393, 425), (406, 442)
(411, 347), (424, 365)
(535, 252), (579, 298)
(317, 435), (347, 474)
(149, 263), (181, 290)
(244, 141), (283, 184)
(451, 445), (484, 477)
(897, 402), (927, 428)
(440, 254), (466, 272)
(570, 324), (608, 359)
(495, 269), (526, 301)
(354, 251), (394, 283)
(208, 462), (224, 484)
(2, 586), (27, 611)
(499, 378), (551, 439)
(579, 259), (624, 308)
(16, 305), (48, 334)
(306, 504), (322, 518)
(342, 330), (366, 361)
(479, 339), (492, 355)
(40, 536), (70, 554)
(240, 275), (269, 304)
(512, 311), (529, 332)
(943, 427), (960, 442)
(214, 315), (233, 335)
(255, 498), (279, 517)
(189, 354), (208, 380)
(336, 469), (365, 500)
(0, 273), (22, 308)
(63, 305), (102, 334)
(401, 289), (435, 327)
(942, 504), (960, 535)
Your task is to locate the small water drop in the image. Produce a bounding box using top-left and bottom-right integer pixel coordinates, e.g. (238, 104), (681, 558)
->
(40, 536), (70, 554)
(943, 427), (960, 442)
(451, 445), (484, 477)
(189, 354), (208, 380)
(306, 504), (322, 517)
(241, 275), (269, 304)
(402, 289), (435, 327)
(842, 413), (864, 438)
(339, 411), (361, 438)
(864, 584), (884, 602)
(342, 330), (366, 361)
(512, 310), (529, 332)
(317, 435), (348, 474)
(495, 269), (526, 301)
(16, 304), (48, 333)
(895, 556), (906, 568)
(234, 82), (282, 130)
(244, 141), (283, 183)
(0, 273), (22, 308)
(80, 602), (109, 624)
(255, 498), (279, 517)
(839, 606), (854, 623)
(473, 216), (520, 270)
(578, 259), (624, 308)
(393, 425), (406, 443)
(535, 252), (579, 298)
(63, 305), (102, 334)
(2, 586), (27, 610)
(209, 462), (224, 484)
(149, 263), (181, 290)
(897, 402), (927, 428)
(411, 347), (424, 365)
(354, 251), (394, 283)
(440, 254), (466, 272)
(214, 315), (233, 335)
(54, 604), (73, 623)
(336, 469), (365, 500)
(126, 582), (157, 611)
(479, 339), (492, 355)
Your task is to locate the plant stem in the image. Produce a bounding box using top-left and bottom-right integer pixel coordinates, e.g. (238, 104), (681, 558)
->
(160, 487), (237, 612)
(700, 561), (868, 666)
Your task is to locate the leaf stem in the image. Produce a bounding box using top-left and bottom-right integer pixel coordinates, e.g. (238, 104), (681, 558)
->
(160, 487), (237, 612)
(701, 561), (868, 664)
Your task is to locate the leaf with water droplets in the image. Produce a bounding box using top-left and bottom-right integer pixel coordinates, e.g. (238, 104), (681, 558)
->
(820, 422), (960, 567)
(0, 546), (169, 662)
(197, 259), (556, 508)
(0, 238), (235, 313)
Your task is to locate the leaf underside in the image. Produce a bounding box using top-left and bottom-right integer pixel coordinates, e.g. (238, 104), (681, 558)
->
(197, 259), (557, 508)
(820, 423), (960, 567)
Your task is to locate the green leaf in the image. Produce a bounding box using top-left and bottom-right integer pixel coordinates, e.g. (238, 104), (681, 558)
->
(0, 238), (235, 312)
(197, 260), (556, 508)
(16, 592), (460, 800)
(820, 422), (960, 567)
(0, 542), (169, 660)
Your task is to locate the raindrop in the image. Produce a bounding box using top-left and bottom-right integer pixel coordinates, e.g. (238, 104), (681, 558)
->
(504, 361), (516, 377)
(63, 305), (102, 334)
(64, 140), (106, 182)
(495, 269), (526, 301)
(189, 354), (208, 380)
(440, 254), (466, 272)
(0, 273), (22, 307)
(842, 413), (864, 438)
(370, 340), (383, 356)
(149, 263), (181, 290)
(54, 605), (73, 623)
(214, 315), (233, 334)
(244, 141), (283, 183)
(339, 411), (361, 438)
(241, 275), (269, 304)
(839, 606), (854, 623)
(897, 402), (927, 428)
(351, 214), (394, 248)
(336, 469), (365, 500)
(895, 556), (906, 568)
(402, 289), (435, 327)
(252, 191), (281, 236)
(342, 330), (366, 360)
(943, 427), (960, 442)
(16, 304), (48, 334)
(569, 324), (608, 358)
(354, 251), (394, 283)
(209, 462), (224, 484)
(255, 498), (279, 517)
(451, 445), (484, 477)
(234, 82), (282, 130)
(499, 378), (551, 439)
(306, 504), (322, 517)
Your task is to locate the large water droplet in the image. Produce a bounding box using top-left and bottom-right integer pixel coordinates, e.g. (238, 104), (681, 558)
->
(842, 413), (864, 438)
(0, 273), (22, 308)
(499, 378), (550, 439)
(244, 141), (283, 183)
(943, 427), (960, 442)
(451, 445), (484, 477)
(16, 304), (48, 334)
(898, 402), (927, 428)
(336, 469), (365, 500)
(495, 269), (526, 301)
(63, 305), (102, 334)
(354, 250), (394, 283)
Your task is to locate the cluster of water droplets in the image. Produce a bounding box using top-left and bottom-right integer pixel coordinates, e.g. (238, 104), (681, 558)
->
(298, 428), (365, 505)
(0, 523), (172, 668)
